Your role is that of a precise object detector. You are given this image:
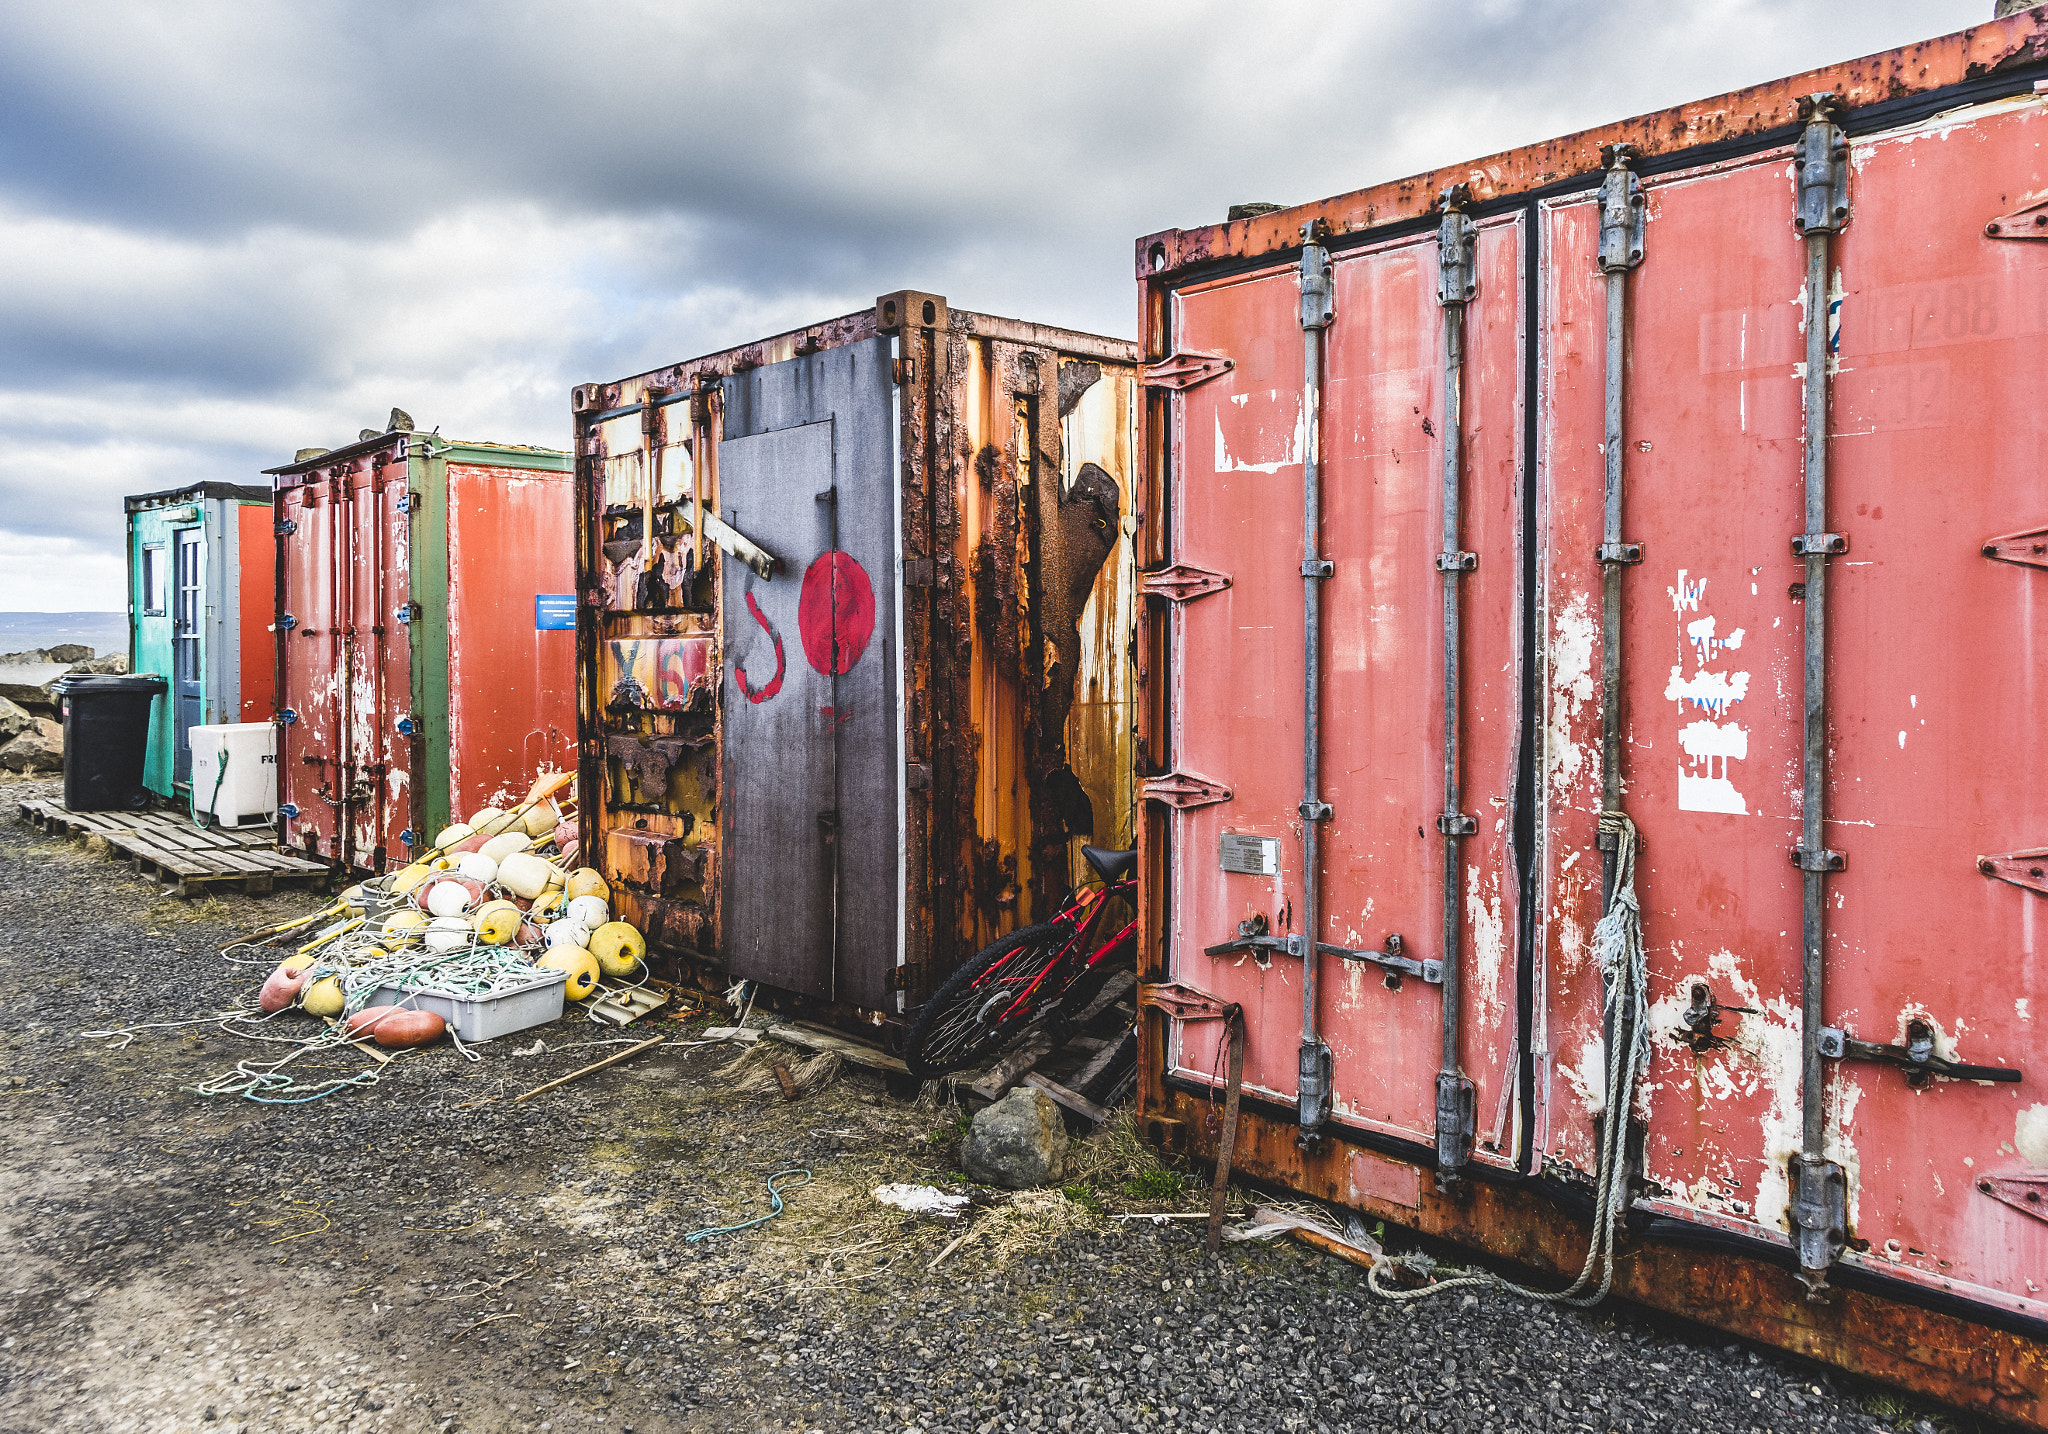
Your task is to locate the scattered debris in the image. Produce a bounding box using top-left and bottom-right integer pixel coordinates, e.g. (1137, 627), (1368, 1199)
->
(512, 1034), (666, 1103)
(873, 1184), (972, 1219)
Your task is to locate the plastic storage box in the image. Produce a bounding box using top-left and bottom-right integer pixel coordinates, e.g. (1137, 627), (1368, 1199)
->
(367, 967), (568, 1042)
(188, 722), (278, 827)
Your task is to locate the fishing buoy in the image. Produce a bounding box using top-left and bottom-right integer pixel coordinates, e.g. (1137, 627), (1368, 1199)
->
(474, 901), (523, 946)
(468, 806), (520, 837)
(424, 879), (477, 918)
(424, 915), (473, 952)
(345, 1005), (445, 1048)
(433, 823), (474, 850)
(497, 851), (554, 900)
(551, 819), (578, 850)
(588, 921), (646, 978)
(389, 862), (436, 897)
(539, 947), (600, 1000)
(564, 868), (610, 902)
(566, 894), (609, 930)
(301, 975), (345, 1018)
(545, 919), (591, 950)
(381, 910), (429, 946)
(456, 852), (499, 884)
(480, 831), (531, 864)
(259, 961), (313, 1013)
(521, 800), (561, 839)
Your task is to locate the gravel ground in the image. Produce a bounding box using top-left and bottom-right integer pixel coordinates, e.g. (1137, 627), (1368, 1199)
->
(0, 773), (2002, 1434)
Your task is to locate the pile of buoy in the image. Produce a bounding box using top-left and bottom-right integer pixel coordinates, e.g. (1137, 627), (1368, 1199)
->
(252, 776), (650, 1046)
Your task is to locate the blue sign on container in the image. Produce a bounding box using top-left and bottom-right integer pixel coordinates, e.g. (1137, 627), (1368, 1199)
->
(535, 594), (577, 631)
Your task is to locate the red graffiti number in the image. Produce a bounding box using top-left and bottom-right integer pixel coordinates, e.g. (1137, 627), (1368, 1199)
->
(798, 551), (876, 676)
(735, 590), (785, 703)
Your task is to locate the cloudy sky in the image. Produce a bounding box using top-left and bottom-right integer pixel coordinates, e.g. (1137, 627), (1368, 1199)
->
(0, 0), (1986, 611)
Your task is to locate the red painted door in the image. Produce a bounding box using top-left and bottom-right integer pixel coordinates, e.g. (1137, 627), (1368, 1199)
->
(277, 477), (343, 861)
(1538, 103), (2047, 1311)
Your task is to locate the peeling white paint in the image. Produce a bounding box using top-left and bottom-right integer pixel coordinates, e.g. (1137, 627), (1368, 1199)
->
(1665, 570), (1750, 814)
(1468, 864), (1506, 1019)
(1563, 1037), (1607, 1117)
(2018, 998), (2031, 1022)
(1212, 392), (1304, 475)
(1546, 594), (1596, 797)
(2017, 1105), (2048, 1167)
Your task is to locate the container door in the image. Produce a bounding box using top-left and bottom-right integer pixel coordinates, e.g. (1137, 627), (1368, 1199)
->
(171, 526), (204, 788)
(342, 451), (412, 868)
(1161, 220), (1524, 1168)
(1538, 101), (2046, 1315)
(719, 338), (898, 1006)
(277, 480), (343, 860)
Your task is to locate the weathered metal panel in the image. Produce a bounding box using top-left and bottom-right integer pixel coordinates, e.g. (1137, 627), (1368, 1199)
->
(235, 500), (274, 722)
(1136, 12), (2048, 1422)
(573, 300), (1140, 1015)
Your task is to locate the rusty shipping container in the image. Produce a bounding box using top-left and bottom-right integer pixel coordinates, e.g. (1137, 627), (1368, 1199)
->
(572, 294), (1138, 1013)
(1132, 11), (2048, 1423)
(268, 422), (576, 871)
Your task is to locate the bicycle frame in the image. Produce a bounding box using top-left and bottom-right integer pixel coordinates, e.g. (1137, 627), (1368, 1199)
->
(984, 875), (1136, 1025)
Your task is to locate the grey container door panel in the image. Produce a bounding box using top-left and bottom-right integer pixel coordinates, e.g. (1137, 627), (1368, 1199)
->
(173, 527), (204, 787)
(719, 338), (900, 1008)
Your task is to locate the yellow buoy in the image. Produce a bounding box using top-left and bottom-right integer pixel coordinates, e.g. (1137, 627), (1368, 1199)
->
(474, 901), (523, 947)
(564, 868), (610, 903)
(302, 975), (345, 1018)
(381, 910), (430, 946)
(520, 799), (560, 839)
(539, 946), (601, 1000)
(389, 862), (436, 897)
(588, 921), (645, 978)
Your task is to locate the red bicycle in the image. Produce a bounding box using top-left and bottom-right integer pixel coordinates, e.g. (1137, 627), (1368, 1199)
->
(903, 845), (1137, 1077)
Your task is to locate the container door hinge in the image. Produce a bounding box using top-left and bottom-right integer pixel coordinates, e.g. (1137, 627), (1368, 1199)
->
(1979, 846), (2048, 894)
(1140, 563), (1231, 602)
(1141, 771), (1232, 810)
(1982, 525), (2048, 569)
(1434, 1072), (1476, 1182)
(1300, 558), (1333, 580)
(1137, 981), (1240, 1024)
(1596, 542), (1643, 566)
(1789, 1155), (1848, 1297)
(1435, 551), (1477, 572)
(1325, 935), (1436, 987)
(1298, 1035), (1334, 1142)
(1437, 812), (1477, 837)
(1818, 1023), (2023, 1086)
(1436, 186), (1477, 306)
(1141, 353), (1235, 391)
(1298, 799), (1332, 822)
(1791, 846), (1845, 872)
(1792, 94), (1851, 235)
(1298, 238), (1335, 332)
(1597, 144), (1648, 273)
(1976, 1171), (2048, 1223)
(1791, 532), (1848, 557)
(1984, 194), (2048, 241)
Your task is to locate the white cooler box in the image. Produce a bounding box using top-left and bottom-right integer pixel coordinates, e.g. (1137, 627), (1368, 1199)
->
(188, 723), (278, 828)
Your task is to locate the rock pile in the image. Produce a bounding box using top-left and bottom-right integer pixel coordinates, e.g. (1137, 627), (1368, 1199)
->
(0, 646), (133, 773)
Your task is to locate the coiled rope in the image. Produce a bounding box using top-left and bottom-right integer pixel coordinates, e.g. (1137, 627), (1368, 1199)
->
(1368, 810), (1649, 1308)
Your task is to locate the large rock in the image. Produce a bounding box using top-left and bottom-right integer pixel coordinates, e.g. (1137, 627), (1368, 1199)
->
(0, 717), (62, 773)
(66, 653), (128, 677)
(45, 644), (93, 665)
(960, 1087), (1067, 1189)
(0, 662), (70, 712)
(0, 695), (32, 743)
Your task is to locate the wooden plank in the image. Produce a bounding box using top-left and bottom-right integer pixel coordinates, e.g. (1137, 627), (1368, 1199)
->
(1023, 1072), (1111, 1124)
(108, 833), (213, 877)
(763, 1022), (911, 1076)
(1068, 1026), (1135, 1100)
(967, 1026), (1058, 1102)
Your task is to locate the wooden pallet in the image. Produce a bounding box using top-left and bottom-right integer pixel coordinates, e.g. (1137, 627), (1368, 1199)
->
(15, 799), (328, 897)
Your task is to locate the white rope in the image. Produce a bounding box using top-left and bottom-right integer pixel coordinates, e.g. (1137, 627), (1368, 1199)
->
(1369, 811), (1649, 1308)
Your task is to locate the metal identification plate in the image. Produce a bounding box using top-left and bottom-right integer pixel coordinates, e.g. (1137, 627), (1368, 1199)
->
(1219, 833), (1280, 876)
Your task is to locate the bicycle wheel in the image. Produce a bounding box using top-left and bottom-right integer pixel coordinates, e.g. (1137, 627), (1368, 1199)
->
(903, 919), (1072, 1078)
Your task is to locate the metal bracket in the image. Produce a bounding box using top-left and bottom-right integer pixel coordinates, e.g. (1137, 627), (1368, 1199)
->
(1434, 551), (1477, 573)
(1300, 558), (1333, 579)
(277, 709), (298, 726)
(1790, 846), (1846, 872)
(1976, 1171), (2048, 1223)
(1978, 846), (2048, 895)
(1436, 187), (1477, 306)
(396, 714), (420, 737)
(1791, 532), (1848, 557)
(1596, 542), (1643, 566)
(1137, 982), (1240, 1023)
(1435, 1072), (1477, 1182)
(1140, 563), (1232, 603)
(274, 518), (298, 536)
(1323, 935), (1437, 986)
(1141, 770), (1233, 810)
(1982, 525), (2048, 569)
(1789, 1154), (1848, 1296)
(395, 603), (420, 626)
(1298, 799), (1333, 823)
(1792, 94), (1851, 235)
(277, 614), (297, 631)
(1984, 194), (2048, 241)
(1298, 1037), (1334, 1141)
(1298, 233), (1335, 331)
(1437, 812), (1477, 837)
(396, 492), (414, 514)
(1819, 1023), (2022, 1086)
(701, 512), (780, 581)
(1597, 147), (1648, 273)
(1141, 352), (1236, 391)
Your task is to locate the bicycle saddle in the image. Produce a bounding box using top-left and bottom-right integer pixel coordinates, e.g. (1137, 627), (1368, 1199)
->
(1081, 845), (1137, 883)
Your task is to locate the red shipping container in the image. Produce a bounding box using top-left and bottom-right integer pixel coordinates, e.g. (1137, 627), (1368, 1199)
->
(269, 425), (575, 871)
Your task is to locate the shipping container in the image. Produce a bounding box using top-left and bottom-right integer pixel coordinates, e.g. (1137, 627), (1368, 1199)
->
(124, 482), (275, 804)
(267, 423), (575, 872)
(1131, 12), (2048, 1423)
(572, 294), (1139, 1013)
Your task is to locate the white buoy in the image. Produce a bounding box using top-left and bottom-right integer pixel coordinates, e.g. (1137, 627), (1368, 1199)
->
(566, 894), (609, 930)
(425, 916), (473, 952)
(425, 880), (475, 918)
(545, 920), (591, 950)
(456, 852), (499, 884)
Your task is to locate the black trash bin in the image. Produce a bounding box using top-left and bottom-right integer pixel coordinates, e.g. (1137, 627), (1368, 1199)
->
(53, 673), (167, 812)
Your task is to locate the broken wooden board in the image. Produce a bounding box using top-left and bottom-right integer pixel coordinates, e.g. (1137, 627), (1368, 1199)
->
(763, 1022), (910, 1076)
(1023, 1072), (1110, 1124)
(967, 1026), (1058, 1102)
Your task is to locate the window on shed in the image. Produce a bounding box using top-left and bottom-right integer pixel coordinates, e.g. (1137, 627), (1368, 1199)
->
(142, 544), (167, 615)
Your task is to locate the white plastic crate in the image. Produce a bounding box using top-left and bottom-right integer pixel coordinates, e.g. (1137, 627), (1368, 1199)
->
(366, 968), (568, 1042)
(188, 722), (277, 827)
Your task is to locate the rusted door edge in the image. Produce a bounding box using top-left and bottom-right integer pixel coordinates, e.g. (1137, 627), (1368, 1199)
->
(1135, 11), (2048, 281)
